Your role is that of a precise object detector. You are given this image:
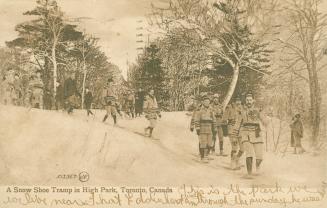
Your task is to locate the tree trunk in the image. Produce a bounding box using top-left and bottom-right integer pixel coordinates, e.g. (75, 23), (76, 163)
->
(222, 63), (239, 110)
(308, 66), (321, 146)
(81, 59), (87, 109)
(52, 37), (58, 102)
(308, 41), (321, 146)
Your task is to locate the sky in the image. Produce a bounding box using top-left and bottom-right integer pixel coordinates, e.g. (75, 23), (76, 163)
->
(0, 0), (168, 78)
(1, 0), (327, 79)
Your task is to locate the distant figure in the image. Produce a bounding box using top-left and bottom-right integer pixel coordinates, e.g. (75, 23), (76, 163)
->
(55, 81), (64, 110)
(29, 71), (44, 109)
(125, 90), (135, 118)
(290, 113), (305, 154)
(13, 74), (22, 106)
(64, 73), (77, 113)
(102, 78), (118, 124)
(143, 89), (161, 137)
(0, 74), (14, 105)
(84, 88), (94, 116)
(135, 88), (144, 117)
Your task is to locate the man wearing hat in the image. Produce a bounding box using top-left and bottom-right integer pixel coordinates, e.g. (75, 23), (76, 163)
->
(102, 78), (118, 124)
(194, 95), (217, 162)
(211, 93), (226, 156)
(224, 97), (244, 169)
(240, 92), (266, 178)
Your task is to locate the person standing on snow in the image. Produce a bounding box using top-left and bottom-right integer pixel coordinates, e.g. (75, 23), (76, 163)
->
(30, 70), (44, 109)
(64, 73), (77, 113)
(84, 87), (94, 116)
(135, 88), (144, 117)
(240, 92), (267, 178)
(224, 97), (244, 169)
(143, 89), (161, 137)
(102, 78), (118, 124)
(290, 113), (305, 154)
(211, 93), (226, 156)
(194, 95), (217, 163)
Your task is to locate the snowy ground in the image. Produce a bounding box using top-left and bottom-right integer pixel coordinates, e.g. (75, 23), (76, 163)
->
(0, 105), (326, 188)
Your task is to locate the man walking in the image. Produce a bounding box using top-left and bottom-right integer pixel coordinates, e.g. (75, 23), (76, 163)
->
(85, 87), (94, 116)
(143, 89), (161, 137)
(224, 97), (244, 169)
(64, 73), (77, 113)
(30, 70), (44, 109)
(240, 92), (267, 178)
(102, 78), (118, 124)
(194, 95), (217, 163)
(211, 94), (226, 156)
(290, 113), (305, 154)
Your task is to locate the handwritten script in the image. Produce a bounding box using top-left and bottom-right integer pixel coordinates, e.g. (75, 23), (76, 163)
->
(1, 182), (326, 207)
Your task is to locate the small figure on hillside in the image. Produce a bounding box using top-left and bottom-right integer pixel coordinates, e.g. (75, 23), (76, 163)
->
(85, 87), (94, 116)
(13, 73), (23, 106)
(143, 89), (161, 137)
(0, 74), (14, 105)
(102, 78), (118, 124)
(64, 73), (77, 113)
(135, 88), (144, 117)
(55, 81), (64, 110)
(30, 70), (44, 109)
(290, 113), (305, 154)
(125, 90), (135, 118)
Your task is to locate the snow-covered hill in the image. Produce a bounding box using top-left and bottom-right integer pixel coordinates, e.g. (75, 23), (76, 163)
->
(0, 105), (326, 187)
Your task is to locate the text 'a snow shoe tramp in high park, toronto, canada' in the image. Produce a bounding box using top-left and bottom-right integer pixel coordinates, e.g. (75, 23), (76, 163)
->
(7, 186), (174, 194)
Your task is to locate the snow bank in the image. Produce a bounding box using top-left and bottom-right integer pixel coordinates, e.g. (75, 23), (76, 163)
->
(0, 105), (326, 188)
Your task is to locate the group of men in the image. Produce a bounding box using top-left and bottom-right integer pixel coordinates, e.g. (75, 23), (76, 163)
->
(101, 79), (160, 137)
(190, 92), (266, 178)
(0, 70), (44, 108)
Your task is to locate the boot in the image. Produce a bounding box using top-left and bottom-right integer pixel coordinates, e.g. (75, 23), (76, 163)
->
(230, 151), (237, 169)
(103, 115), (108, 122)
(219, 141), (224, 153)
(149, 127), (154, 137)
(255, 159), (263, 175)
(207, 147), (214, 160)
(237, 150), (243, 158)
(199, 148), (208, 163)
(246, 157), (253, 176)
(204, 148), (210, 161)
(113, 115), (117, 124)
(144, 127), (150, 136)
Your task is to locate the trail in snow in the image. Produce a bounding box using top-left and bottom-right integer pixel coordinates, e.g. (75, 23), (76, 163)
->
(0, 105), (326, 187)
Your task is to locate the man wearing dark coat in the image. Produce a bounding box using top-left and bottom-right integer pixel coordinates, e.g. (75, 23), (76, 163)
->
(64, 74), (77, 113)
(84, 87), (94, 116)
(290, 113), (305, 154)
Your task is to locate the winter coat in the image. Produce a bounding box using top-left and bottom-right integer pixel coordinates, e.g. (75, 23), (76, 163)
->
(143, 95), (160, 120)
(290, 118), (303, 147)
(102, 86), (116, 106)
(240, 105), (262, 143)
(85, 91), (93, 108)
(224, 104), (244, 137)
(194, 106), (217, 134)
(211, 102), (224, 126)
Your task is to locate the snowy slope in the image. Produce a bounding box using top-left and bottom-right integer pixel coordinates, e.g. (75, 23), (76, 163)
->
(0, 105), (326, 188)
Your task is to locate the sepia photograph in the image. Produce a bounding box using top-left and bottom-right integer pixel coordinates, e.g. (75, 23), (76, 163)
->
(0, 0), (326, 207)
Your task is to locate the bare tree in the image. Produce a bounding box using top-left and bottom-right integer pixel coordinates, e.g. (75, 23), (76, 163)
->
(150, 0), (272, 109)
(278, 0), (327, 146)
